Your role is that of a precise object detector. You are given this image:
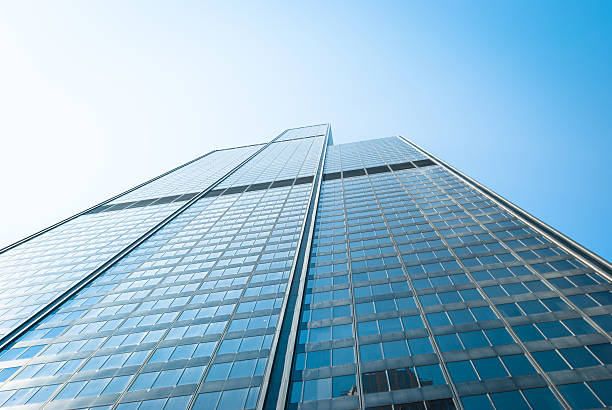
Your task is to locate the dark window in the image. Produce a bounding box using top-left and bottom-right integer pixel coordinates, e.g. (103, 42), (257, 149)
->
(416, 364), (446, 386)
(425, 398), (456, 410)
(388, 367), (419, 390)
(362, 371), (389, 394)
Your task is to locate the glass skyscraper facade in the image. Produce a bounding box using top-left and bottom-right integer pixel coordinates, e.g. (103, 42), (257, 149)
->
(0, 124), (610, 410)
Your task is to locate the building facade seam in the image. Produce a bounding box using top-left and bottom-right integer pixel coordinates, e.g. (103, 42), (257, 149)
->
(262, 124), (330, 409)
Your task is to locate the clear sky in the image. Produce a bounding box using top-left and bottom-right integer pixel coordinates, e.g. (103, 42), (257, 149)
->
(1, 1), (610, 260)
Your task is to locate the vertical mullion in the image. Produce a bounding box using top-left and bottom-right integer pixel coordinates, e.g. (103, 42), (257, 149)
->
(261, 128), (329, 409)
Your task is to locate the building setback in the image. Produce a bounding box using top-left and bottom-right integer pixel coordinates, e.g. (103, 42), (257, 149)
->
(0, 124), (611, 410)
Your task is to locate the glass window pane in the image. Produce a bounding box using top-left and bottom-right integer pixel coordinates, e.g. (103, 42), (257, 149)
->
(408, 337), (433, 355)
(416, 364), (446, 386)
(217, 388), (248, 410)
(559, 346), (599, 368)
(490, 390), (530, 410)
(362, 371), (389, 394)
(388, 367), (419, 390)
(589, 379), (612, 406)
(436, 334), (463, 352)
(473, 357), (508, 379)
(501, 354), (536, 376)
(332, 347), (354, 366)
(558, 383), (601, 409)
(447, 361), (478, 383)
(332, 375), (357, 398)
(461, 394), (493, 410)
(303, 378), (331, 401)
(532, 350), (569, 372)
(523, 387), (564, 410)
(306, 350), (330, 369)
(383, 340), (409, 359)
(589, 343), (612, 365)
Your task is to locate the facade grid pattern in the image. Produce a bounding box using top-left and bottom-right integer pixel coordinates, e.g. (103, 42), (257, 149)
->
(0, 126), (610, 410)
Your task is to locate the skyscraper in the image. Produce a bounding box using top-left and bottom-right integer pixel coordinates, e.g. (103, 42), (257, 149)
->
(0, 124), (610, 410)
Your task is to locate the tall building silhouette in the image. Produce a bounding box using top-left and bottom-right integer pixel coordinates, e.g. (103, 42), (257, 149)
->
(0, 125), (610, 409)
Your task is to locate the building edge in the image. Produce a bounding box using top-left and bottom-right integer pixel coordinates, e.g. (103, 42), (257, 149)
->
(399, 136), (612, 279)
(0, 129), (294, 355)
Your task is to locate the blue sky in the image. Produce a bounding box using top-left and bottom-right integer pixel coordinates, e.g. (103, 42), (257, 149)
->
(0, 1), (610, 260)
